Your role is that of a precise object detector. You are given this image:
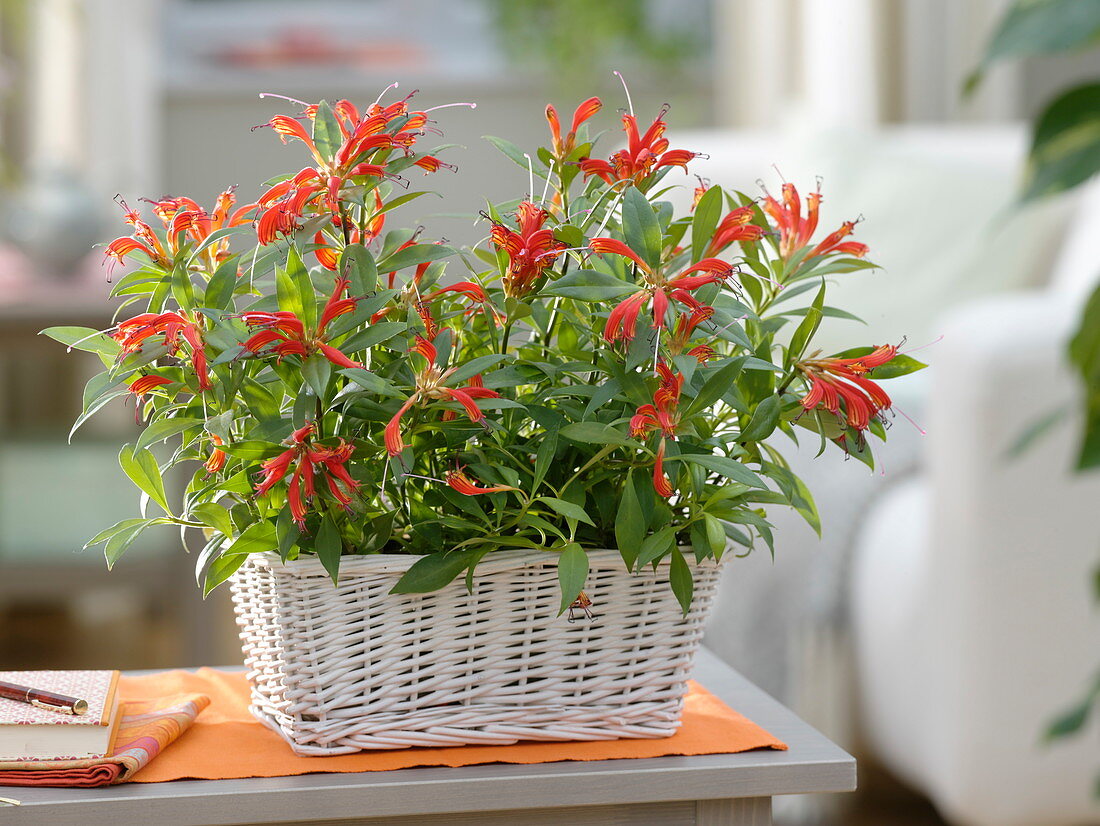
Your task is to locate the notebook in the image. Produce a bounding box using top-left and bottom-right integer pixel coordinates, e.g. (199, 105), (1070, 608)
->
(0, 670), (121, 760)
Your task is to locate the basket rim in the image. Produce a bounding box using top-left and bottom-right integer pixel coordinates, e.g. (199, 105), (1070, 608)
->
(242, 545), (714, 579)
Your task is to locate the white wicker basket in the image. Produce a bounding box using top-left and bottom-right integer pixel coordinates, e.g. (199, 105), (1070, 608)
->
(229, 548), (723, 755)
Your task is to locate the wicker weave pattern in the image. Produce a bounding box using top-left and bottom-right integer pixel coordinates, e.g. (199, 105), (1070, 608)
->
(230, 549), (722, 755)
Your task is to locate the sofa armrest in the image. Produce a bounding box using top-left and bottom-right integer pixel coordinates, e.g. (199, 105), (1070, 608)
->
(851, 291), (1100, 826)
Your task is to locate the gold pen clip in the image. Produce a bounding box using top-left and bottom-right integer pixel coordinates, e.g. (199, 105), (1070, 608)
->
(30, 698), (74, 715)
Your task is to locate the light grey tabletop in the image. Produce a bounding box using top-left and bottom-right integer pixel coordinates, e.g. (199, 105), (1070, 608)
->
(1, 649), (856, 826)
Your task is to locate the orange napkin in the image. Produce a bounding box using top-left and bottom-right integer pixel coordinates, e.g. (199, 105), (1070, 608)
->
(0, 693), (209, 787)
(123, 668), (786, 783)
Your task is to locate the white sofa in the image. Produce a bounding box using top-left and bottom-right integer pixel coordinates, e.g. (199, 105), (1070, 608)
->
(850, 181), (1100, 826)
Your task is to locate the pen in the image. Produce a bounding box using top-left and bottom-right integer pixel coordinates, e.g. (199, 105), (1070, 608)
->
(0, 680), (88, 715)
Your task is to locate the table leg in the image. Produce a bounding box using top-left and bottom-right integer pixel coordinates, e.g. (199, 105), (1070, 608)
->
(696, 796), (772, 825)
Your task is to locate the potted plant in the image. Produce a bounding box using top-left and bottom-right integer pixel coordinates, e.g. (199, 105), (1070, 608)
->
(43, 84), (922, 755)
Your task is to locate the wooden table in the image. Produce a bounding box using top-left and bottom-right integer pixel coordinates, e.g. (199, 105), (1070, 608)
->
(2, 650), (856, 825)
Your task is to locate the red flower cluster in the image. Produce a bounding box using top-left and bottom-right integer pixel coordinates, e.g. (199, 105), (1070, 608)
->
(445, 468), (516, 496)
(544, 96), (602, 159)
(254, 424), (359, 528)
(580, 106), (697, 186)
(105, 190), (256, 276)
(113, 310), (211, 391)
(797, 345), (897, 431)
(669, 306), (717, 363)
(256, 95), (448, 246)
(489, 201), (567, 299)
(705, 205), (767, 257)
(241, 276), (362, 369)
(630, 361), (684, 498)
(384, 337), (501, 456)
(762, 182), (868, 262)
(589, 238), (734, 343)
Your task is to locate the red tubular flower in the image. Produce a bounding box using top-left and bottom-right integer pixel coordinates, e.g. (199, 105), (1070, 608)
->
(797, 345), (898, 432)
(253, 425), (358, 528)
(113, 311), (211, 391)
(128, 374), (173, 423)
(545, 96), (602, 158)
(241, 277), (363, 369)
(489, 201), (567, 298)
(445, 468), (517, 495)
(669, 306), (715, 361)
(105, 190), (255, 276)
(384, 396), (418, 456)
(806, 222), (868, 259)
(385, 341), (502, 457)
(762, 181), (868, 263)
(630, 362), (684, 498)
(706, 206), (766, 257)
(579, 105), (698, 185)
(204, 435), (227, 475)
(589, 238), (733, 342)
(652, 440), (674, 498)
(257, 91), (442, 247)
(129, 374), (172, 397)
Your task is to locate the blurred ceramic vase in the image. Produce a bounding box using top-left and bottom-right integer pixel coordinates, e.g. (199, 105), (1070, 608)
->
(4, 166), (100, 278)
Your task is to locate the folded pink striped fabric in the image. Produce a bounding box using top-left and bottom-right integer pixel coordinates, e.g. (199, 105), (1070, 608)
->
(0, 694), (210, 787)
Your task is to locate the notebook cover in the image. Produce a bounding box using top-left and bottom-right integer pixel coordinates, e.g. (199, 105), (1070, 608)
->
(0, 671), (119, 726)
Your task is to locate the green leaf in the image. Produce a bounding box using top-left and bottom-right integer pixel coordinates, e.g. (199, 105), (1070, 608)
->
(532, 428), (559, 492)
(315, 514), (343, 584)
(671, 453), (767, 489)
(275, 249), (308, 326)
(543, 269), (638, 301)
(556, 543), (589, 615)
(341, 368), (406, 399)
(1070, 279), (1100, 469)
(691, 185), (724, 263)
(190, 502), (234, 538)
(669, 547), (694, 616)
(685, 357), (745, 416)
(40, 326), (120, 357)
(788, 282), (826, 361)
(391, 548), (482, 594)
(559, 421), (634, 446)
(339, 243), (379, 295)
(615, 470), (645, 568)
(740, 395), (781, 442)
(376, 243), (456, 274)
(621, 186), (662, 270)
(1022, 83), (1100, 201)
(703, 514), (727, 557)
(170, 261), (196, 312)
(312, 99), (343, 161)
(446, 354), (513, 385)
(301, 354), (332, 400)
(635, 526), (677, 569)
(85, 517), (149, 549)
(204, 257), (239, 310)
(1045, 697), (1093, 741)
(540, 497), (595, 526)
(339, 321), (405, 353)
(224, 521), (277, 556)
(104, 520), (154, 568)
(118, 445), (172, 515)
(971, 0), (1100, 88)
(483, 135), (549, 180)
(135, 417), (202, 452)
(203, 552), (248, 596)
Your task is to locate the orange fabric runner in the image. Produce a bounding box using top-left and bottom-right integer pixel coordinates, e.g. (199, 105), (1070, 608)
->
(123, 669), (787, 783)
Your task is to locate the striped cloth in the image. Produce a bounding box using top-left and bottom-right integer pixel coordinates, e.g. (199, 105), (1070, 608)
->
(0, 694), (210, 787)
